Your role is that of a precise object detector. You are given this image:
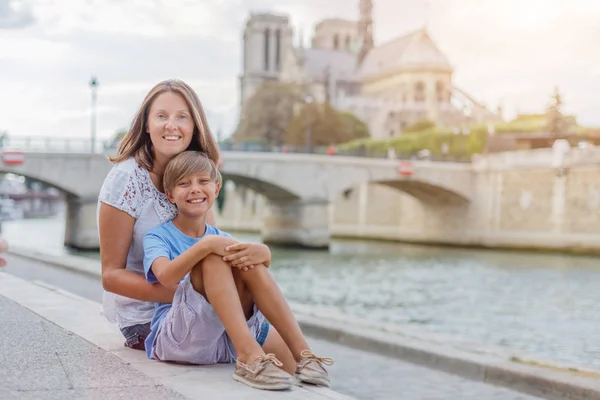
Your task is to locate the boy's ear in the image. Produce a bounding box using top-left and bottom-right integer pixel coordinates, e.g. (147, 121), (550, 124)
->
(165, 189), (176, 204)
(214, 182), (221, 198)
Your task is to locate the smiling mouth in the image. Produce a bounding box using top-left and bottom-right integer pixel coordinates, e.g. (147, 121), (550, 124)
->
(187, 198), (206, 204)
(163, 135), (182, 142)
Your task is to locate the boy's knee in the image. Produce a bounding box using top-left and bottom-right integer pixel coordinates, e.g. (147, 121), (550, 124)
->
(239, 263), (269, 281)
(201, 253), (227, 270)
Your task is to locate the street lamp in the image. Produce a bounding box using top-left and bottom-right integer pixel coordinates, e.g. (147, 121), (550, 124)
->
(305, 95), (313, 153)
(89, 76), (99, 153)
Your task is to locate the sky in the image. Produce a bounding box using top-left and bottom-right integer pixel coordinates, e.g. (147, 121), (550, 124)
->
(0, 0), (599, 142)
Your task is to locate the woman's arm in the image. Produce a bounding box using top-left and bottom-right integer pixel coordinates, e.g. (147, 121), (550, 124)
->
(99, 203), (175, 303)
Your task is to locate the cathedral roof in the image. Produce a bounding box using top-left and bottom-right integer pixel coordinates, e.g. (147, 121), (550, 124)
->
(315, 18), (356, 27)
(299, 47), (359, 82)
(358, 28), (453, 79)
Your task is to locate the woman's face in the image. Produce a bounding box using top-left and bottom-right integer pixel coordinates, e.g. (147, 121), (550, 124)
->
(147, 91), (195, 162)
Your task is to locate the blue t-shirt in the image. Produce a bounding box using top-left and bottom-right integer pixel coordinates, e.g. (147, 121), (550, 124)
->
(142, 220), (233, 359)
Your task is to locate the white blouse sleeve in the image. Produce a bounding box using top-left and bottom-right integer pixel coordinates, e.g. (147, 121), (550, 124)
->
(98, 162), (142, 219)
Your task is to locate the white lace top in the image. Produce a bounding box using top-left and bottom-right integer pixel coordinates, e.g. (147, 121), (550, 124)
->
(97, 157), (177, 328)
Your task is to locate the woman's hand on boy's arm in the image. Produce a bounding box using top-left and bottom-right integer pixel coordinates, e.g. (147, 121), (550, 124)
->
(222, 243), (272, 269)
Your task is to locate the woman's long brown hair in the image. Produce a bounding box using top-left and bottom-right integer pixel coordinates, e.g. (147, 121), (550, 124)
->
(109, 79), (220, 170)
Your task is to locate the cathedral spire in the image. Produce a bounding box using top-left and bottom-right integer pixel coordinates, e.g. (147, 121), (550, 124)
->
(357, 0), (374, 65)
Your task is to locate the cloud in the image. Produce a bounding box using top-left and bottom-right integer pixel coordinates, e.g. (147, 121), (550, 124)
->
(0, 0), (35, 29)
(1, 0), (599, 144)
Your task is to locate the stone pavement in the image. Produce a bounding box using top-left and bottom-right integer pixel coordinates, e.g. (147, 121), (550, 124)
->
(1, 264), (547, 400)
(0, 272), (350, 400)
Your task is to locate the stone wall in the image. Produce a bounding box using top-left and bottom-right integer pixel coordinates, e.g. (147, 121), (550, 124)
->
(216, 147), (600, 254)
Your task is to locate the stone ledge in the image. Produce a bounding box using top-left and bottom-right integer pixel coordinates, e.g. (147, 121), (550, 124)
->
(0, 272), (353, 400)
(8, 246), (600, 399)
(291, 305), (600, 400)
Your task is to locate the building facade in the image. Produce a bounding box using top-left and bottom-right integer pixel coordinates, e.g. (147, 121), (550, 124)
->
(239, 1), (500, 140)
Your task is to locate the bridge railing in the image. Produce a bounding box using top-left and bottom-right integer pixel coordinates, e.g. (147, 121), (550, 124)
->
(218, 143), (472, 163)
(0, 136), (472, 163)
(1, 136), (113, 154)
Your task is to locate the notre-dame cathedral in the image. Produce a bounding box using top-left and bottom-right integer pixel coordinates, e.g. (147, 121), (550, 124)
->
(239, 0), (501, 139)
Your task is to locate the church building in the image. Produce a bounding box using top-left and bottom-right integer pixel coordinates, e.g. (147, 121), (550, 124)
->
(238, 1), (500, 140)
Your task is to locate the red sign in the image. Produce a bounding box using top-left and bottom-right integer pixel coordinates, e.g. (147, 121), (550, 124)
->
(397, 161), (413, 176)
(3, 151), (25, 166)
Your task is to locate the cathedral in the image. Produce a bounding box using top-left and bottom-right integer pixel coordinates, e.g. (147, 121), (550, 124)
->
(238, 1), (500, 140)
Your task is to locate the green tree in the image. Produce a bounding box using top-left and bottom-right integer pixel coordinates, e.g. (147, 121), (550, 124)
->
(234, 82), (303, 147)
(286, 103), (350, 148)
(545, 87), (571, 135)
(338, 111), (370, 141)
(404, 119), (436, 133)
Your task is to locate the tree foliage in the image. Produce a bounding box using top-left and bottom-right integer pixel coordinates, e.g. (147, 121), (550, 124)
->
(338, 111), (370, 141)
(404, 119), (436, 133)
(286, 103), (370, 147)
(234, 82), (303, 146)
(544, 87), (578, 135)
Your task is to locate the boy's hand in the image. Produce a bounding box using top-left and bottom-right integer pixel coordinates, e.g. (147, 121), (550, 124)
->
(222, 243), (271, 270)
(203, 235), (239, 257)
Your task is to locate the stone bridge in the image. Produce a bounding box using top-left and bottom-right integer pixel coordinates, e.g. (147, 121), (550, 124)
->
(0, 151), (473, 249)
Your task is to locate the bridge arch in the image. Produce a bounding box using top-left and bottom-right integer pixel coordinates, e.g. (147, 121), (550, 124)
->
(337, 180), (470, 206)
(220, 173), (300, 204)
(0, 171), (78, 199)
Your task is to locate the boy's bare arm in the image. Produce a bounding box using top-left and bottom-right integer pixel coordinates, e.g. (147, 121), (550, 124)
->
(151, 235), (237, 288)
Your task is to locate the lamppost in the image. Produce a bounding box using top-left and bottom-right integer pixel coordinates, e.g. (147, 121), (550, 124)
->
(89, 76), (99, 153)
(305, 95), (313, 153)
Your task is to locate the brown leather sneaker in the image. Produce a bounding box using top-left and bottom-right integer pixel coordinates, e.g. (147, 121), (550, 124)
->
(295, 350), (334, 387)
(233, 353), (293, 391)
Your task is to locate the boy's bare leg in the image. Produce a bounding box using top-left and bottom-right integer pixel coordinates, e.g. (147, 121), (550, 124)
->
(230, 268), (296, 374)
(261, 327), (296, 374)
(237, 264), (311, 362)
(189, 255), (263, 364)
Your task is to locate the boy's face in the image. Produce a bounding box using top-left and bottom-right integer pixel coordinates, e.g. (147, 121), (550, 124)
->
(166, 172), (220, 218)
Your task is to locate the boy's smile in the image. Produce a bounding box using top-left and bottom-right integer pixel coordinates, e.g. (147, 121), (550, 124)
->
(167, 172), (220, 218)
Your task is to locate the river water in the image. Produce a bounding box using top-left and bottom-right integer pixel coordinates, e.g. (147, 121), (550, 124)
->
(4, 214), (600, 370)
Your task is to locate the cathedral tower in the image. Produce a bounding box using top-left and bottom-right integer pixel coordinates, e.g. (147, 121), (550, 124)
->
(239, 14), (293, 110)
(357, 0), (374, 64)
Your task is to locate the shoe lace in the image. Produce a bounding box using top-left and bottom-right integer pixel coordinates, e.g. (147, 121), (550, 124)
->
(300, 350), (334, 366)
(255, 353), (283, 367)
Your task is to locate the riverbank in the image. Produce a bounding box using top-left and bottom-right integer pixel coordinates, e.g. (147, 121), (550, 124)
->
(5, 216), (600, 373)
(7, 246), (600, 400)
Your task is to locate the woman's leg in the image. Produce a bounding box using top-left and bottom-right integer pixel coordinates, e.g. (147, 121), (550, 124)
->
(189, 255), (263, 364)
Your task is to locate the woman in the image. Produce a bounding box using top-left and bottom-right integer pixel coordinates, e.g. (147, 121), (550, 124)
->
(98, 79), (218, 349)
(98, 80), (296, 357)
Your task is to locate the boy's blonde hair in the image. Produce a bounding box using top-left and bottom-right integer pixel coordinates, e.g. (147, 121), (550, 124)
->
(163, 151), (222, 194)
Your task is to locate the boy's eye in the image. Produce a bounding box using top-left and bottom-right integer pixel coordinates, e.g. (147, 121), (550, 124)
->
(178, 181), (189, 186)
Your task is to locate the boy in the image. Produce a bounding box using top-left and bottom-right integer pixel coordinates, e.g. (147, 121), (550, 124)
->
(143, 151), (333, 391)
